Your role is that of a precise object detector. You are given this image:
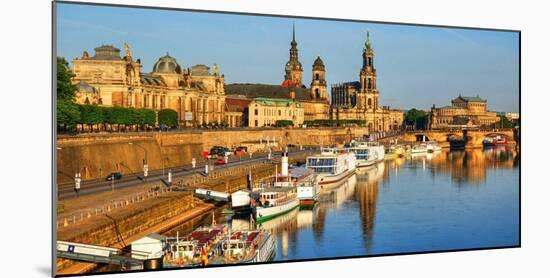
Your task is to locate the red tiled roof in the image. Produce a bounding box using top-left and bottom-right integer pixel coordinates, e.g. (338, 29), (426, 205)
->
(225, 97), (251, 112)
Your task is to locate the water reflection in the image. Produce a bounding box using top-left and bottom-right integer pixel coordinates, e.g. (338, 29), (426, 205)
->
(163, 147), (519, 261)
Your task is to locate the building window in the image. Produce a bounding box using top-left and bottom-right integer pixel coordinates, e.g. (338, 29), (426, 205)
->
(315, 73), (319, 80)
(255, 120), (258, 127)
(368, 98), (372, 107)
(368, 79), (372, 89)
(315, 88), (320, 98)
(254, 109), (258, 116)
(368, 57), (372, 67)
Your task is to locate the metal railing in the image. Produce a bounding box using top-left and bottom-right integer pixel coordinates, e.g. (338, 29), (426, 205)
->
(56, 184), (179, 229)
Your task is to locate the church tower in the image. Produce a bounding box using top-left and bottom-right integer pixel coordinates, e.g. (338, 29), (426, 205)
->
(359, 32), (378, 111)
(310, 56), (327, 99)
(283, 24), (303, 87)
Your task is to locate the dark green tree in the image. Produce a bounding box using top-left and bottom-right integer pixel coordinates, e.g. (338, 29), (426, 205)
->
(139, 108), (156, 130)
(496, 115), (517, 128)
(78, 105), (103, 132)
(57, 57), (77, 102)
(158, 109), (178, 128)
(275, 120), (294, 127)
(405, 108), (428, 130)
(57, 100), (81, 131)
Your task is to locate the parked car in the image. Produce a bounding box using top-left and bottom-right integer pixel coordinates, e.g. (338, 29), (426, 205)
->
(234, 146), (248, 156)
(210, 146), (232, 157)
(106, 172), (123, 181)
(215, 158), (227, 165)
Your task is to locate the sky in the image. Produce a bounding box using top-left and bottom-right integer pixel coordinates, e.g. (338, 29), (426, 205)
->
(56, 3), (520, 112)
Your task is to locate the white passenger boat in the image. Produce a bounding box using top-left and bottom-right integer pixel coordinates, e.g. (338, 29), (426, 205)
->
(274, 151), (319, 205)
(426, 141), (442, 153)
(306, 148), (356, 186)
(210, 229), (276, 265)
(346, 140), (385, 167)
(411, 143), (428, 154)
(253, 186), (299, 223)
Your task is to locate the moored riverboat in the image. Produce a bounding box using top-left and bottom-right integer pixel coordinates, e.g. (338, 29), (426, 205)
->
(306, 148), (356, 185)
(346, 140), (385, 167)
(253, 186), (300, 223)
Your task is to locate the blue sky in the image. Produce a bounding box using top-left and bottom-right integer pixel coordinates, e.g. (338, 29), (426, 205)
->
(56, 3), (519, 112)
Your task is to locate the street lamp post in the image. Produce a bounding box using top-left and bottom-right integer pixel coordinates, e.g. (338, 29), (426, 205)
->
(128, 142), (148, 179)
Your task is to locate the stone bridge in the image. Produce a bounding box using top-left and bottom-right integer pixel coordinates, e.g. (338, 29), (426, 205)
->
(401, 128), (517, 148)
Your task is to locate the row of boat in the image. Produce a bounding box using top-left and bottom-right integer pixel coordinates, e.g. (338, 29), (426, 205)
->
(225, 139), (444, 223)
(163, 139), (442, 268)
(232, 140), (398, 224)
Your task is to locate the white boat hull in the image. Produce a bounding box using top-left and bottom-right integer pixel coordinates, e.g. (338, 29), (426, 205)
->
(254, 198), (300, 223)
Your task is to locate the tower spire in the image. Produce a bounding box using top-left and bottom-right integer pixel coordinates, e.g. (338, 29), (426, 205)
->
(365, 31), (371, 49)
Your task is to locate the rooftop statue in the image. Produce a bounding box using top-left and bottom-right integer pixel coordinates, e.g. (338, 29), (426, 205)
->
(124, 42), (132, 57)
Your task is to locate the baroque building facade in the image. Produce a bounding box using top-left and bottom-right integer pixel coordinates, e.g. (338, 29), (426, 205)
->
(248, 97), (304, 127)
(71, 43), (225, 127)
(428, 95), (499, 129)
(330, 33), (403, 131)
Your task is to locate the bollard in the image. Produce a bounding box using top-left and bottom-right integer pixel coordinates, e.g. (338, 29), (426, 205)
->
(73, 215), (76, 224)
(64, 218), (68, 227)
(108, 205), (111, 212)
(87, 212), (91, 218)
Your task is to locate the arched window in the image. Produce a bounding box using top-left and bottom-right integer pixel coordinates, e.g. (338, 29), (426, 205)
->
(315, 88), (320, 98)
(315, 73), (319, 80)
(368, 79), (372, 89)
(368, 57), (372, 67)
(368, 98), (372, 107)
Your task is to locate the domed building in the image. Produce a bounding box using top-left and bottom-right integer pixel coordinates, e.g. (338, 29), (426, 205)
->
(152, 53), (182, 74)
(71, 43), (226, 127)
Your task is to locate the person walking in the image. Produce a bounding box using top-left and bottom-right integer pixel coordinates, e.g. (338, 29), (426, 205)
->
(74, 173), (81, 197)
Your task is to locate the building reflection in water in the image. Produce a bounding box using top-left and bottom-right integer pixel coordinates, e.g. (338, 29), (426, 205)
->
(408, 147), (519, 186)
(355, 163), (386, 252)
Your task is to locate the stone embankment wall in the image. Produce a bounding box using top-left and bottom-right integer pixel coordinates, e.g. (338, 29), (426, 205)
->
(57, 127), (367, 183)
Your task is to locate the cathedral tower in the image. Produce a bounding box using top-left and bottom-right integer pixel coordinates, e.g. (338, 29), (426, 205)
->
(283, 24), (303, 87)
(310, 56), (327, 99)
(359, 32), (378, 110)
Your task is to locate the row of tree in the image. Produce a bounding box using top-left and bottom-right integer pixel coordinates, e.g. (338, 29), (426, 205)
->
(303, 119), (367, 127)
(58, 103), (179, 132)
(274, 120), (294, 127)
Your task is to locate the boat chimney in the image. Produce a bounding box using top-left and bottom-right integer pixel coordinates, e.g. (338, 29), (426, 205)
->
(281, 148), (289, 177)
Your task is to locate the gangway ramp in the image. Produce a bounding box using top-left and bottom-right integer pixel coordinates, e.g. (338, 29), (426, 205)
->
(193, 188), (230, 202)
(57, 241), (147, 266)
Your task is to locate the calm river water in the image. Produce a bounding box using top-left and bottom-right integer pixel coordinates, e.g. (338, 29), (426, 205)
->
(165, 146), (519, 262)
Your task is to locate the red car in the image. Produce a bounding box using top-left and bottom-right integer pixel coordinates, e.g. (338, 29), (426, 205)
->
(215, 158), (227, 165)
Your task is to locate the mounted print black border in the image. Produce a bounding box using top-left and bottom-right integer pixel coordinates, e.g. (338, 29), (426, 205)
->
(51, 0), (521, 277)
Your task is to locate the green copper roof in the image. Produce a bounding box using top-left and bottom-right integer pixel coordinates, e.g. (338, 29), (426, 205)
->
(457, 95), (486, 102)
(252, 97), (302, 108)
(365, 32), (372, 49)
